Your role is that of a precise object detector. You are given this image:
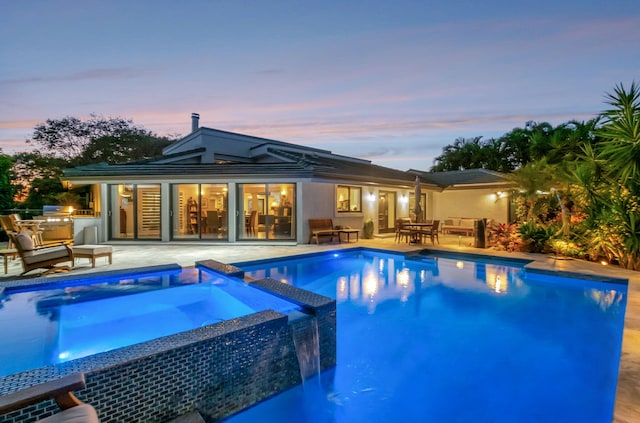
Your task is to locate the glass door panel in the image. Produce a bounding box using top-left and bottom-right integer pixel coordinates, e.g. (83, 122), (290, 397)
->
(110, 184), (134, 239)
(171, 184), (197, 239)
(171, 184), (228, 240)
(272, 183), (295, 239)
(237, 183), (295, 241)
(201, 184), (228, 240)
(237, 183), (262, 240)
(136, 184), (161, 239)
(109, 183), (160, 240)
(378, 191), (396, 233)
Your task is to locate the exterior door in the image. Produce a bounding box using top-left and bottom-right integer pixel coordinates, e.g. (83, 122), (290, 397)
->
(109, 184), (161, 240)
(377, 191), (396, 233)
(170, 183), (228, 240)
(237, 183), (295, 241)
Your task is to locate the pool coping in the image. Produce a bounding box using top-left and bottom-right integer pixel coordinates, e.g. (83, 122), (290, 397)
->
(0, 263), (183, 291)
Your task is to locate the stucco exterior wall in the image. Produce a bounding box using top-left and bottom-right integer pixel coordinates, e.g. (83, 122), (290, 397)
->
(299, 182), (417, 241)
(432, 188), (509, 223)
(300, 182), (365, 242)
(84, 180), (509, 244)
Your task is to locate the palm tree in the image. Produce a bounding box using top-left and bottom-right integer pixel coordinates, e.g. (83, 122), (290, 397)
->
(594, 82), (640, 269)
(597, 82), (640, 188)
(508, 159), (555, 223)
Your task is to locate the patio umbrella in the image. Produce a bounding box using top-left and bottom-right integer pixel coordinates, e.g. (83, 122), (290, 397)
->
(414, 175), (422, 223)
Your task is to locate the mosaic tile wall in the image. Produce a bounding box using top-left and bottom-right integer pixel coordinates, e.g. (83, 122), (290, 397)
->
(0, 277), (337, 423)
(251, 277), (337, 371)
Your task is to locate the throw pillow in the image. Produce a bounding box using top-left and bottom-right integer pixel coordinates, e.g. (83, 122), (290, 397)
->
(16, 231), (35, 251)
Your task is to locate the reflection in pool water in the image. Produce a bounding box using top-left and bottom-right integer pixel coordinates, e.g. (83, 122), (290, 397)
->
(230, 250), (627, 423)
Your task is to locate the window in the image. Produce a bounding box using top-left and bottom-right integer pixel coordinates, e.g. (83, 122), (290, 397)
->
(336, 186), (361, 212)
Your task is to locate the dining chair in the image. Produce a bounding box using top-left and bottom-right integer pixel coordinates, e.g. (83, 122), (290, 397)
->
(395, 218), (412, 243)
(419, 220), (440, 245)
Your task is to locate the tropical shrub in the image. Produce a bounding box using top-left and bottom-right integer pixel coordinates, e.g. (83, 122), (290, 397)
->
(593, 82), (640, 269)
(518, 221), (555, 253)
(550, 239), (585, 258)
(488, 222), (522, 252)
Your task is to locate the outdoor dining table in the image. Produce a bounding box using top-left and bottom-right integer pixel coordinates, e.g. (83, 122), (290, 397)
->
(405, 222), (435, 244)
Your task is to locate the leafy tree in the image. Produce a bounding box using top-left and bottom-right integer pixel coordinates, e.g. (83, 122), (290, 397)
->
(430, 120), (600, 173)
(27, 116), (89, 161)
(0, 154), (17, 210)
(508, 159), (556, 223)
(10, 152), (66, 201)
(15, 115), (176, 209)
(27, 114), (172, 164)
(21, 177), (65, 210)
(499, 124), (532, 169)
(431, 137), (489, 171)
(80, 133), (173, 165)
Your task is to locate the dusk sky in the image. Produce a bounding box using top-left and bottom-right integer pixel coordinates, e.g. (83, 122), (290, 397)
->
(1, 0), (638, 171)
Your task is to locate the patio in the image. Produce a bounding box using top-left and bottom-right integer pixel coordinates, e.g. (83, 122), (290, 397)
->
(0, 234), (638, 422)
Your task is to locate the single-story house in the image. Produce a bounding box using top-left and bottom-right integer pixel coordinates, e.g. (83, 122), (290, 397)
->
(63, 114), (515, 244)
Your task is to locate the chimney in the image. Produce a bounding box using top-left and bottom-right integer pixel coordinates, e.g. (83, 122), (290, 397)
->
(191, 113), (200, 132)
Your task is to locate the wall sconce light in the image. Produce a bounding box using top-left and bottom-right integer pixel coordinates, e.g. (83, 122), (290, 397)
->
(400, 194), (409, 204)
(368, 192), (376, 202)
(495, 191), (506, 199)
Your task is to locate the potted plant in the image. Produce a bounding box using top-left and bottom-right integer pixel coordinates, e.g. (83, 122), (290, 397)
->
(363, 219), (374, 239)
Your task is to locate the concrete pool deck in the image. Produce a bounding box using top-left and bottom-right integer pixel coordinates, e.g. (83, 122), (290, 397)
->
(1, 234), (638, 422)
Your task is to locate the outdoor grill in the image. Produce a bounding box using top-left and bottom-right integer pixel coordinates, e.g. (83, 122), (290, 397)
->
(35, 205), (75, 242)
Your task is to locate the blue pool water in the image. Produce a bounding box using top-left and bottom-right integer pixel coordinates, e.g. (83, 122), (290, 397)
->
(0, 267), (299, 377)
(228, 250), (628, 423)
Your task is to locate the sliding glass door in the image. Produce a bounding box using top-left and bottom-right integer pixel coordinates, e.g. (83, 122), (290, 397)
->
(109, 184), (161, 240)
(171, 183), (228, 240)
(237, 183), (295, 241)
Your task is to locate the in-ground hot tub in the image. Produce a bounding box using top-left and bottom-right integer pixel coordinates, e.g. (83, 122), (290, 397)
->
(0, 262), (336, 423)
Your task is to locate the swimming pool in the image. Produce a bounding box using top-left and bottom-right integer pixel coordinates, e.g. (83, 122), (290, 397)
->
(227, 249), (628, 422)
(0, 266), (300, 377)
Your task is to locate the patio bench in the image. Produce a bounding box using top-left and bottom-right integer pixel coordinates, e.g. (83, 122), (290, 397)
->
(308, 219), (339, 244)
(442, 218), (476, 236)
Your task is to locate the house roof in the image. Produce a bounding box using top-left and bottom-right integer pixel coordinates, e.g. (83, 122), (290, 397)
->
(409, 168), (515, 189)
(64, 147), (426, 188)
(64, 123), (512, 190)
